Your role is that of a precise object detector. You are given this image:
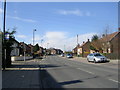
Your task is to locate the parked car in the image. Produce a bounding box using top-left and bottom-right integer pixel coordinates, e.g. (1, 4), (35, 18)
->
(87, 53), (108, 63)
(61, 53), (64, 57)
(66, 54), (73, 58)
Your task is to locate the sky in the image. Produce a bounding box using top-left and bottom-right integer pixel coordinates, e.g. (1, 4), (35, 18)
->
(0, 2), (118, 51)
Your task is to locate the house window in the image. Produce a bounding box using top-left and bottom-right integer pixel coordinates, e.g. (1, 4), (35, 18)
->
(108, 48), (111, 53)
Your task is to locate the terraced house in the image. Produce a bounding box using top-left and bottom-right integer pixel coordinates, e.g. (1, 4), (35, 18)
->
(100, 31), (120, 59)
(73, 30), (120, 59)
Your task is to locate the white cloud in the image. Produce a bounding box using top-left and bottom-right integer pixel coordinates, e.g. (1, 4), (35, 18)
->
(36, 31), (97, 51)
(58, 9), (83, 16)
(57, 9), (93, 17)
(0, 8), (3, 14)
(16, 35), (27, 38)
(45, 31), (67, 40)
(7, 16), (37, 23)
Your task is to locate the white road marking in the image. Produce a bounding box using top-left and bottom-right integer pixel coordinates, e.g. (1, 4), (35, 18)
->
(108, 79), (120, 83)
(6, 68), (40, 70)
(77, 68), (95, 75)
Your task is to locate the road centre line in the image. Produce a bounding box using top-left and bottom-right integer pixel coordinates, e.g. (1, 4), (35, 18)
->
(77, 68), (95, 75)
(108, 79), (120, 83)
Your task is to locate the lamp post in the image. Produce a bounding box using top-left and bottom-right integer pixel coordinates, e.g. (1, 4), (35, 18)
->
(33, 29), (36, 46)
(3, 0), (7, 70)
(33, 29), (36, 58)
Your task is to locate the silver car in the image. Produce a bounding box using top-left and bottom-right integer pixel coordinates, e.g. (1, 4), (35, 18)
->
(61, 53), (64, 57)
(87, 53), (108, 63)
(66, 54), (73, 58)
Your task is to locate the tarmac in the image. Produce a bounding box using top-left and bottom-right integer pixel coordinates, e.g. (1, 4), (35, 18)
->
(2, 56), (119, 89)
(2, 58), (43, 89)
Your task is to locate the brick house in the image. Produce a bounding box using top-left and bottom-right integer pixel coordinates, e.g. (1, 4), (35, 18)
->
(28, 44), (34, 54)
(78, 39), (91, 57)
(72, 44), (80, 55)
(100, 31), (120, 59)
(37, 46), (44, 56)
(50, 48), (57, 55)
(20, 42), (31, 56)
(11, 39), (20, 56)
(56, 49), (63, 54)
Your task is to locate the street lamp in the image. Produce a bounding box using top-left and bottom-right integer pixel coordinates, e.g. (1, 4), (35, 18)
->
(33, 29), (36, 46)
(33, 29), (36, 58)
(2, 0), (7, 70)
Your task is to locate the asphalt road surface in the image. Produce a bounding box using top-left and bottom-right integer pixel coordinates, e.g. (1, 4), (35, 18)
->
(39, 55), (119, 88)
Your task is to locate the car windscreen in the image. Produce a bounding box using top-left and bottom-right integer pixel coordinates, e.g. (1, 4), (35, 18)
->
(94, 53), (102, 56)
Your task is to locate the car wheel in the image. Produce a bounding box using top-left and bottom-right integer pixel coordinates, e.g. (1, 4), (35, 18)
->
(94, 59), (96, 63)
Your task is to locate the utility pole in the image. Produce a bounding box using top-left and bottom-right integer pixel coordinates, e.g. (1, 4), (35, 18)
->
(77, 34), (79, 56)
(3, 0), (7, 70)
(64, 45), (65, 53)
(77, 34), (78, 45)
(33, 29), (36, 47)
(33, 29), (36, 58)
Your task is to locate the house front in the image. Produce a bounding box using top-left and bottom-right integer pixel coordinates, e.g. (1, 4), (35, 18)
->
(79, 39), (91, 57)
(20, 42), (32, 56)
(11, 39), (20, 56)
(37, 46), (44, 56)
(50, 48), (57, 55)
(72, 44), (80, 55)
(56, 49), (63, 54)
(100, 31), (120, 59)
(28, 44), (33, 54)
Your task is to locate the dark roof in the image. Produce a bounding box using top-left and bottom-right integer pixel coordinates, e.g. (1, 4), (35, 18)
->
(80, 41), (90, 48)
(100, 31), (119, 42)
(73, 44), (80, 50)
(12, 38), (19, 44)
(28, 44), (33, 47)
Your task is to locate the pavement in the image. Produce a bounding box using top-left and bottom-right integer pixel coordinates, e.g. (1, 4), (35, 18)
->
(2, 58), (43, 89)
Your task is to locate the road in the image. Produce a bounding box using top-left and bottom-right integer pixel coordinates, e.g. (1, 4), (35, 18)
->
(2, 55), (119, 89)
(39, 55), (119, 88)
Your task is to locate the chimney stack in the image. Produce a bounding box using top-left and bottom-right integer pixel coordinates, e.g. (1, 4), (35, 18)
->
(88, 39), (89, 42)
